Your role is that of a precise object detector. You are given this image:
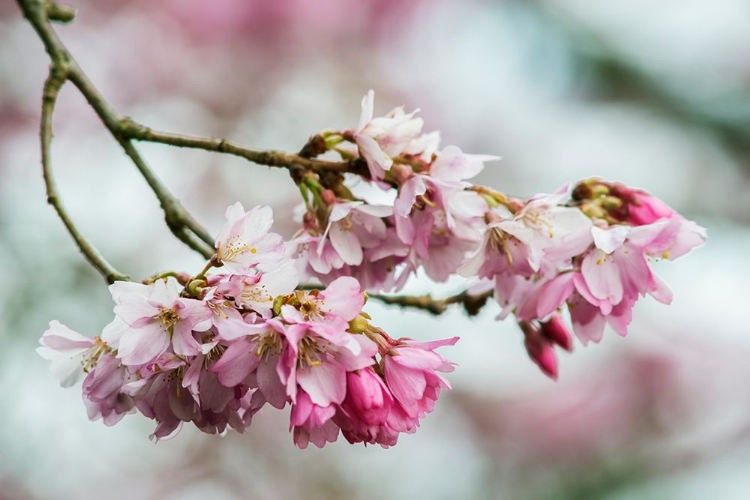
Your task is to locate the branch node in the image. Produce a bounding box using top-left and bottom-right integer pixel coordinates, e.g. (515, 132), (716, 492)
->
(46, 1), (75, 23)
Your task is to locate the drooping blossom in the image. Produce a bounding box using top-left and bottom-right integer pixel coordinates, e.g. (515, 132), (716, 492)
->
(37, 321), (110, 387)
(382, 336), (458, 425)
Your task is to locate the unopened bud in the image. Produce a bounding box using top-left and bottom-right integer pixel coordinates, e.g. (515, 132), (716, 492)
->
(272, 295), (286, 316)
(524, 335), (559, 380)
(321, 189), (338, 206)
(520, 320), (559, 380)
(348, 314), (371, 334)
(540, 315), (573, 352)
(175, 272), (192, 286)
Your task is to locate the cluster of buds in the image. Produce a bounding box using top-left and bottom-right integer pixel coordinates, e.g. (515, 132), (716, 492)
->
(38, 203), (456, 447)
(38, 91), (706, 446)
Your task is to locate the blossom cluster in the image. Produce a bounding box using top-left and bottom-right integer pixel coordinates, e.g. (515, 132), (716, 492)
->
(38, 203), (456, 447)
(294, 91), (706, 378)
(38, 91), (706, 446)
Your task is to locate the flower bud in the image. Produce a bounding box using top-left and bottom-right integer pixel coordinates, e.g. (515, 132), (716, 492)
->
(321, 189), (338, 206)
(540, 315), (573, 352)
(524, 335), (559, 380)
(348, 314), (371, 334)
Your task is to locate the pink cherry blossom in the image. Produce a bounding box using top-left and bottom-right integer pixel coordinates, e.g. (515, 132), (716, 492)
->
(82, 353), (134, 426)
(317, 201), (392, 267)
(280, 324), (377, 405)
(290, 390), (340, 449)
(215, 202), (285, 272)
(281, 276), (365, 328)
(112, 278), (212, 365)
(218, 260), (299, 319)
(37, 321), (109, 387)
(576, 225), (674, 316)
(35, 88), (709, 447)
(211, 318), (289, 409)
(353, 90), (424, 180)
(337, 368), (397, 446)
(382, 336), (458, 421)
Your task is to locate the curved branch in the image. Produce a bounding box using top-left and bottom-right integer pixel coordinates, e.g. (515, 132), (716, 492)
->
(40, 66), (129, 284)
(19, 0), (215, 257)
(116, 140), (215, 257)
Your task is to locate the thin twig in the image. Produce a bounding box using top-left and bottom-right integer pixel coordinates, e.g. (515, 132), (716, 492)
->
(299, 283), (494, 316)
(19, 0), (215, 257)
(369, 289), (493, 316)
(116, 140), (215, 257)
(118, 120), (370, 177)
(40, 66), (129, 284)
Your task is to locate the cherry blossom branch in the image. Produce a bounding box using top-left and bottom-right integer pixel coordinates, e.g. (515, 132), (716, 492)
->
(40, 65), (129, 283)
(19, 0), (215, 259)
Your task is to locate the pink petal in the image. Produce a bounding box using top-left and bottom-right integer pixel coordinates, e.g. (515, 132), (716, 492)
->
(569, 296), (606, 345)
(592, 226), (629, 254)
(384, 361), (426, 406)
(329, 224), (364, 266)
(211, 340), (259, 387)
(648, 273), (674, 304)
(296, 360), (347, 406)
(537, 273), (576, 318)
(117, 325), (170, 366)
(394, 176), (426, 218)
(581, 250), (623, 306)
(356, 135), (392, 179)
(39, 321), (94, 350)
(320, 276), (364, 322)
(357, 90), (375, 130)
(257, 353), (287, 409)
(171, 323), (203, 357)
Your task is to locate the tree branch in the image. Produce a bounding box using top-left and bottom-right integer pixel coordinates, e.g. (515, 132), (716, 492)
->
(40, 66), (129, 284)
(118, 120), (370, 177)
(369, 289), (493, 316)
(19, 0), (215, 258)
(298, 283), (495, 316)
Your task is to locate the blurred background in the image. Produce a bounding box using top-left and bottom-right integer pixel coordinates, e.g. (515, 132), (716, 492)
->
(1, 0), (749, 498)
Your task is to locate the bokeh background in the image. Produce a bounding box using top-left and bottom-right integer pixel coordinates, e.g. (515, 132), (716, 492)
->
(2, 1), (749, 499)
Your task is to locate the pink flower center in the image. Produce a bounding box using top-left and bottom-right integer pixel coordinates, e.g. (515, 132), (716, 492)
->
(158, 307), (180, 328)
(298, 337), (325, 368)
(489, 228), (514, 265)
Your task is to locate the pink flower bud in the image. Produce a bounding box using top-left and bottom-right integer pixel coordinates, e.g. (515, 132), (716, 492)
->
(523, 328), (559, 380)
(343, 369), (393, 426)
(321, 189), (338, 206)
(540, 315), (573, 352)
(628, 191), (676, 226)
